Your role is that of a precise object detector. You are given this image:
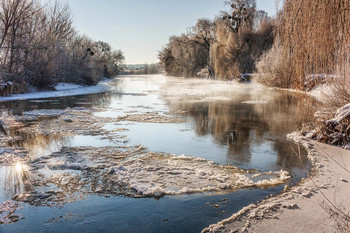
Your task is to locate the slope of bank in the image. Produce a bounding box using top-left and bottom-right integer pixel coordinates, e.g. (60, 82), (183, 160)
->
(0, 80), (114, 102)
(203, 133), (350, 232)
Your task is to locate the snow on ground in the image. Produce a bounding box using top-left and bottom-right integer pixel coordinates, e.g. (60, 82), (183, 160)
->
(307, 83), (334, 102)
(54, 83), (84, 91)
(0, 80), (114, 102)
(203, 134), (350, 233)
(327, 103), (350, 123)
(241, 100), (268, 104)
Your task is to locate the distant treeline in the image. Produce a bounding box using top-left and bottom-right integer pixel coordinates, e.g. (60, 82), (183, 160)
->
(124, 63), (162, 75)
(159, 0), (350, 98)
(158, 0), (274, 80)
(0, 0), (124, 93)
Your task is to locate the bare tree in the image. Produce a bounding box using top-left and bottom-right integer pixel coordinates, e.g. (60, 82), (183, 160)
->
(0, 0), (124, 93)
(222, 0), (256, 33)
(187, 18), (215, 52)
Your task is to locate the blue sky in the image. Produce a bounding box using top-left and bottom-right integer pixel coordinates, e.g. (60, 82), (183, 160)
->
(65, 0), (277, 64)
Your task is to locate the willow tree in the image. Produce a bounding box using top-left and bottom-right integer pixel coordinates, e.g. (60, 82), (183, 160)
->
(159, 32), (210, 78)
(210, 0), (273, 80)
(266, 0), (350, 91)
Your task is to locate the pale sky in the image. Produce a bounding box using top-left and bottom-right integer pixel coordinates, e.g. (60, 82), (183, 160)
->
(65, 0), (277, 64)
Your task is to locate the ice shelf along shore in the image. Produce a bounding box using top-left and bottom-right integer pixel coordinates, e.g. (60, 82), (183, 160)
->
(0, 80), (114, 102)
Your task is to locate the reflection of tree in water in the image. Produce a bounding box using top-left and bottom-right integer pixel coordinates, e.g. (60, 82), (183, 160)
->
(170, 90), (315, 167)
(273, 140), (308, 170)
(10, 133), (71, 159)
(175, 101), (268, 164)
(0, 91), (114, 115)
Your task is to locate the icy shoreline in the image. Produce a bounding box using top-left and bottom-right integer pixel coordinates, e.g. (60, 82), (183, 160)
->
(203, 133), (350, 232)
(0, 79), (114, 102)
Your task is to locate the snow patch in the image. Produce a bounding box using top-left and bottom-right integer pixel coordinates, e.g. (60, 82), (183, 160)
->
(0, 80), (114, 102)
(242, 100), (268, 104)
(327, 103), (350, 124)
(54, 83), (84, 91)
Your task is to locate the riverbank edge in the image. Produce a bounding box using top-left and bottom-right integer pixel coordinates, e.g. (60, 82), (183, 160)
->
(202, 132), (350, 232)
(0, 78), (115, 102)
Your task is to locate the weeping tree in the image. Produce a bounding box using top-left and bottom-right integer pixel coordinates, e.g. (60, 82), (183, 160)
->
(258, 0), (350, 93)
(159, 0), (274, 80)
(210, 0), (274, 80)
(159, 18), (215, 78)
(158, 34), (209, 77)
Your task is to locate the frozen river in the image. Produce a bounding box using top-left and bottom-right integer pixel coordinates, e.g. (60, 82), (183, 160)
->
(0, 75), (313, 232)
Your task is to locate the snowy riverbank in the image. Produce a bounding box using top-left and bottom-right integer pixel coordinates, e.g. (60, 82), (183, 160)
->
(0, 79), (114, 102)
(201, 80), (350, 232)
(203, 133), (350, 232)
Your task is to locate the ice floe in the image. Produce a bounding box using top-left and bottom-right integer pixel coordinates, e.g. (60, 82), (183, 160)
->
(116, 112), (185, 124)
(110, 153), (290, 198)
(0, 200), (23, 224)
(54, 83), (84, 91)
(8, 146), (293, 207)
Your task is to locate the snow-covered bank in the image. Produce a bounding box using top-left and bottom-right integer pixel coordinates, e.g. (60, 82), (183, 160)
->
(0, 80), (114, 102)
(203, 134), (350, 232)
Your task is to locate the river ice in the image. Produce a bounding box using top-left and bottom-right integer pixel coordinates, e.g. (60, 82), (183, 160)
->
(19, 146), (292, 204)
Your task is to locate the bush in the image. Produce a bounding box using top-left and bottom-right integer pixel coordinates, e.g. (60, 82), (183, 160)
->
(256, 43), (290, 87)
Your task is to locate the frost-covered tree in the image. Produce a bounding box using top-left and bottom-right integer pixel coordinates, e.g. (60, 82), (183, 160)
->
(0, 0), (124, 93)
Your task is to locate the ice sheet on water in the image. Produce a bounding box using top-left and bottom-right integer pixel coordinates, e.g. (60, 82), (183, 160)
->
(110, 153), (291, 197)
(54, 83), (84, 91)
(0, 80), (113, 102)
(19, 147), (292, 205)
(0, 200), (23, 224)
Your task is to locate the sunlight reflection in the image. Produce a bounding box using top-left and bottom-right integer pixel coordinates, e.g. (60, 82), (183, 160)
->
(15, 162), (23, 173)
(0, 162), (33, 199)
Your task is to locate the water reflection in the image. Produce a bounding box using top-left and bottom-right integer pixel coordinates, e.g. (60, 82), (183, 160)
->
(0, 91), (114, 115)
(9, 133), (70, 158)
(163, 85), (315, 171)
(0, 162), (33, 200)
